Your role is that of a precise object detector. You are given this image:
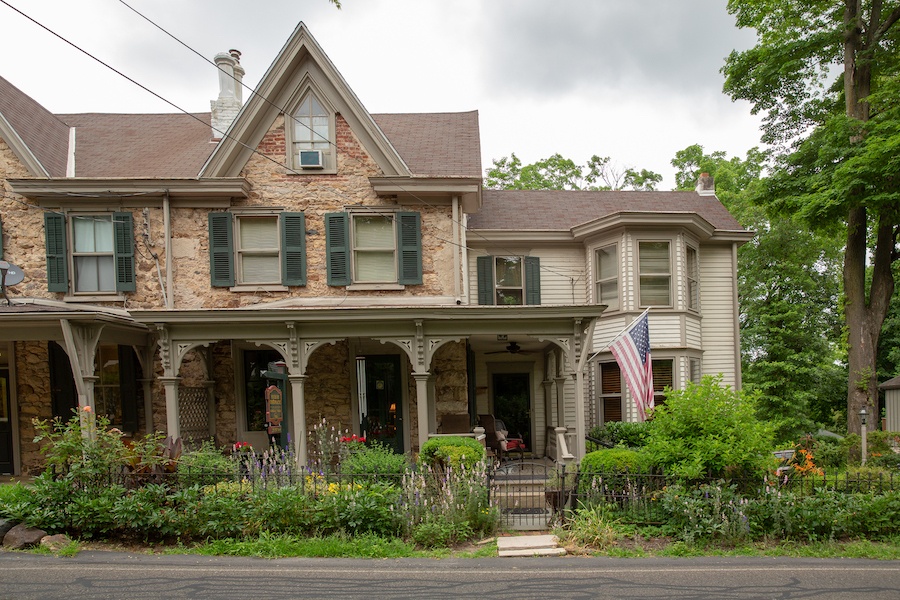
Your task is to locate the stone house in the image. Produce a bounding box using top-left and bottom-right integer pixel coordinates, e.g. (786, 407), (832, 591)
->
(0, 23), (750, 475)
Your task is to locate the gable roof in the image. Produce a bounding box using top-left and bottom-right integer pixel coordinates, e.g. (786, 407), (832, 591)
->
(200, 22), (410, 178)
(0, 75), (69, 177)
(469, 189), (746, 234)
(56, 113), (215, 178)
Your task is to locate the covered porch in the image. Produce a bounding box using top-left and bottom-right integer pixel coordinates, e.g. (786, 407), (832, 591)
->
(132, 305), (603, 464)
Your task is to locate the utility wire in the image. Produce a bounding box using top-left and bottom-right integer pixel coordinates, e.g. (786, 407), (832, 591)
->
(1, 0), (588, 286)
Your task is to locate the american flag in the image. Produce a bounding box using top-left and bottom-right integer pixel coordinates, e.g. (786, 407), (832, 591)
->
(609, 310), (654, 421)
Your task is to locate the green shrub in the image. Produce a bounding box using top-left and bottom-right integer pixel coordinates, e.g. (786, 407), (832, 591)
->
(411, 518), (473, 548)
(587, 421), (652, 449)
(418, 436), (485, 467)
(314, 482), (402, 536)
(812, 435), (846, 469)
(249, 486), (316, 535)
(341, 442), (409, 475)
(577, 448), (652, 496)
(644, 375), (774, 480)
(0, 482), (30, 518)
(581, 448), (652, 473)
(178, 441), (238, 485)
(658, 483), (751, 544)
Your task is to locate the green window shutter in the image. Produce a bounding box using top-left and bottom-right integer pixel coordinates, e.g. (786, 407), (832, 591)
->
(208, 212), (234, 287)
(281, 212), (306, 286)
(396, 211), (422, 285)
(113, 212), (135, 292)
(476, 255), (494, 305)
(0, 214), (4, 260)
(325, 212), (350, 286)
(44, 212), (68, 293)
(524, 256), (541, 305)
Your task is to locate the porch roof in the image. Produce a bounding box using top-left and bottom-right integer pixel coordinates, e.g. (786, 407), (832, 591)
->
(130, 304), (606, 339)
(0, 299), (149, 344)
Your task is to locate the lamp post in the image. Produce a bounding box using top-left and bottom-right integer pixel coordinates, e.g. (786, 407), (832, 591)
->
(859, 408), (868, 466)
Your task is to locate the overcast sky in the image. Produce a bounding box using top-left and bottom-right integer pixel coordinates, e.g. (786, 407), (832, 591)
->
(1, 0), (762, 189)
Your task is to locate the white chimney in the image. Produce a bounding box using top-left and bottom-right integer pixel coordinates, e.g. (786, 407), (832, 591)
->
(210, 50), (243, 140)
(695, 172), (715, 196)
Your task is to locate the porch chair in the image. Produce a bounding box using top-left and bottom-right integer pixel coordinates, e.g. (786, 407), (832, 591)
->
(478, 415), (507, 461)
(494, 419), (527, 460)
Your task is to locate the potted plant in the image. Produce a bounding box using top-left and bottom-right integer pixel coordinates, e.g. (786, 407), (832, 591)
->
(544, 468), (576, 510)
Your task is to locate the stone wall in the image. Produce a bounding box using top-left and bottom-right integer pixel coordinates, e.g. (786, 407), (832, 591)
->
(14, 342), (53, 473)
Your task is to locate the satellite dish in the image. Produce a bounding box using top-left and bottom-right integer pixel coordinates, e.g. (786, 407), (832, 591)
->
(0, 261), (24, 286)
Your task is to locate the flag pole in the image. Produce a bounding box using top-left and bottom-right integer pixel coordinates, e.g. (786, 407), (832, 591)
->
(584, 307), (650, 364)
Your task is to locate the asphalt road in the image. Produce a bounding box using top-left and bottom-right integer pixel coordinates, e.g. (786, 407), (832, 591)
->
(1, 552), (899, 599)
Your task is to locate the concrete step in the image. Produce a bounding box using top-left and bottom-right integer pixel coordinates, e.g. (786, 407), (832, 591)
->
(497, 534), (565, 557)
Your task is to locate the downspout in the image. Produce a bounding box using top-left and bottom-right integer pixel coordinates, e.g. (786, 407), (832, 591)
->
(459, 204), (470, 303)
(452, 196), (461, 302)
(164, 191), (174, 309)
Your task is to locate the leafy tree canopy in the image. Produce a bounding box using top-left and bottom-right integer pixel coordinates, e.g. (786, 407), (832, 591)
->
(485, 153), (662, 191)
(723, 0), (900, 434)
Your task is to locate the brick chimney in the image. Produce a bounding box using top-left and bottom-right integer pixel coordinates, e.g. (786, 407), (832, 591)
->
(695, 172), (715, 196)
(210, 49), (244, 140)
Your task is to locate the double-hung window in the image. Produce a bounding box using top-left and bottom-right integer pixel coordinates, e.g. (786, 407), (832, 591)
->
(325, 211), (422, 286)
(652, 358), (673, 407)
(476, 255), (541, 305)
(686, 245), (699, 310)
(638, 241), (671, 306)
(595, 244), (619, 310)
(208, 212), (306, 288)
(289, 90), (334, 171)
(44, 212), (135, 295)
(599, 361), (623, 422)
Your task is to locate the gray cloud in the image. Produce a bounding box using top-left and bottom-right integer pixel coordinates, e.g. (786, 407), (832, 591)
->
(481, 1), (756, 99)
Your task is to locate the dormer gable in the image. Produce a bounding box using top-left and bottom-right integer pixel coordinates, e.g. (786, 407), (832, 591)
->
(200, 22), (409, 179)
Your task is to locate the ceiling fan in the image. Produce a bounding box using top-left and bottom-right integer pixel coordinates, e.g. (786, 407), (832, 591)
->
(486, 341), (534, 355)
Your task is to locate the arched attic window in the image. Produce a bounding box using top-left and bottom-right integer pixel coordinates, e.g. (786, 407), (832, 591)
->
(288, 89), (335, 172)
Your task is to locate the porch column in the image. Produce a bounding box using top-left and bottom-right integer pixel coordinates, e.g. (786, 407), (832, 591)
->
(159, 376), (181, 439)
(203, 379), (216, 438)
(413, 373), (430, 452)
(554, 376), (567, 427)
(572, 370), (586, 461)
(542, 379), (554, 427)
(288, 374), (307, 466)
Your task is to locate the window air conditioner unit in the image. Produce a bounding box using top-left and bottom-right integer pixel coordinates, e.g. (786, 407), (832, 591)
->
(299, 150), (324, 169)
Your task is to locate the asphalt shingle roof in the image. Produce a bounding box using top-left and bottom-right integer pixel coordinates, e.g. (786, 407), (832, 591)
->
(468, 189), (745, 232)
(0, 75), (69, 177)
(373, 111), (481, 178)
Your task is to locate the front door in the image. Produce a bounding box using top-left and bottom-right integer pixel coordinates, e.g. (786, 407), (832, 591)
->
(492, 372), (532, 450)
(240, 349), (284, 450)
(0, 369), (12, 474)
(361, 355), (403, 454)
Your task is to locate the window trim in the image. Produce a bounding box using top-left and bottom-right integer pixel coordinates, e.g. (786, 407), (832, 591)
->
(284, 83), (337, 174)
(208, 211), (306, 289)
(235, 214), (281, 286)
(325, 211), (422, 287)
(476, 254), (541, 306)
(44, 211), (134, 296)
(686, 244), (700, 312)
(594, 243), (620, 311)
(598, 360), (624, 423)
(637, 239), (672, 308)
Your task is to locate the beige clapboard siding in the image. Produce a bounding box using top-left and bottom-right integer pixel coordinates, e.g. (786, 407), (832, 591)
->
(466, 248), (587, 305)
(698, 245), (738, 387)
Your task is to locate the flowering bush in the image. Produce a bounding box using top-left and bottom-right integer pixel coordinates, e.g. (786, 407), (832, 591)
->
(232, 441), (253, 453)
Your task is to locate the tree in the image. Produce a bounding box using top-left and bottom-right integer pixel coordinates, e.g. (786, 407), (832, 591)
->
(672, 143), (846, 441)
(485, 153), (662, 191)
(723, 1), (900, 435)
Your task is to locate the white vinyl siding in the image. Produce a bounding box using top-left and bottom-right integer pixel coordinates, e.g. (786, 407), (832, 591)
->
(468, 248), (585, 306)
(699, 245), (739, 387)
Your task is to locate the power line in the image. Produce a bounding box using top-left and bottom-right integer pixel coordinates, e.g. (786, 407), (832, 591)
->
(0, 1), (587, 286)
